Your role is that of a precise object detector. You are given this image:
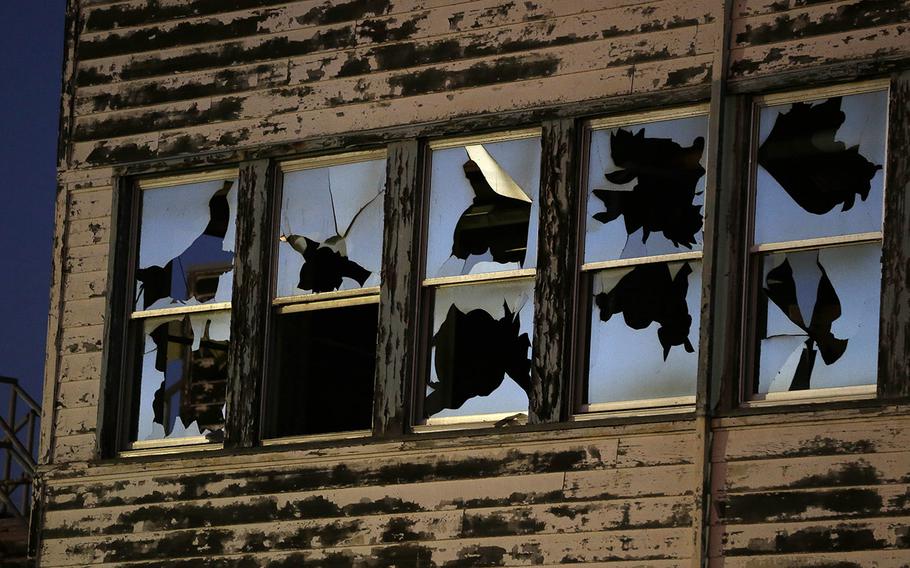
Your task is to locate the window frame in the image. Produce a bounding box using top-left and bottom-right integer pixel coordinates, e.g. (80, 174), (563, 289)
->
(116, 167), (240, 456)
(413, 127), (543, 431)
(571, 104), (711, 418)
(739, 79), (890, 408)
(260, 149), (388, 446)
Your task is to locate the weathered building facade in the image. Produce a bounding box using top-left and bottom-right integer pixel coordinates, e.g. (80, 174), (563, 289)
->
(38, 0), (910, 566)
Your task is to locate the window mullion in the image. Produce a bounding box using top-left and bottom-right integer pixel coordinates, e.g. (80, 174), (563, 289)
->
(373, 139), (424, 438)
(99, 175), (138, 458)
(878, 71), (910, 398)
(530, 118), (580, 424)
(225, 159), (275, 449)
(697, 95), (751, 413)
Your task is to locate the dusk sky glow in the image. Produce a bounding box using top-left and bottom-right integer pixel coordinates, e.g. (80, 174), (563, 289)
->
(0, 1), (65, 399)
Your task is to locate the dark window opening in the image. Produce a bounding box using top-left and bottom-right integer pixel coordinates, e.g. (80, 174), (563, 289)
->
(268, 303), (378, 437)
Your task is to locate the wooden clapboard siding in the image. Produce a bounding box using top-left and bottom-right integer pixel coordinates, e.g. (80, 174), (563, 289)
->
(39, 426), (697, 566)
(40, 0), (910, 566)
(62, 0), (717, 167)
(710, 414), (910, 565)
(47, 183), (114, 462)
(730, 0), (910, 83)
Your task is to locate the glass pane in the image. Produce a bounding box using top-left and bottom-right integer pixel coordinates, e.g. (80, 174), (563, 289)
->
(134, 310), (230, 443)
(277, 158), (386, 297)
(427, 279), (534, 420)
(269, 303), (377, 437)
(585, 115), (708, 264)
(135, 178), (238, 311)
(754, 90), (887, 245)
(587, 260), (701, 405)
(426, 136), (541, 278)
(755, 243), (880, 395)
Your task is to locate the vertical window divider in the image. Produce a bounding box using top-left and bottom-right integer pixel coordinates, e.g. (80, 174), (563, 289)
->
(374, 140), (424, 438)
(692, 2), (733, 562)
(879, 70), (910, 398)
(530, 119), (580, 424)
(225, 159), (276, 449)
(99, 174), (138, 458)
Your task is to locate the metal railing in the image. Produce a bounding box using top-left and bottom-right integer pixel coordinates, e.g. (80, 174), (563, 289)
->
(0, 376), (39, 520)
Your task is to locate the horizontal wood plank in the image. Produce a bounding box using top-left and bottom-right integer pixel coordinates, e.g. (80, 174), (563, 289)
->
(716, 452), (910, 493)
(732, 0), (910, 48)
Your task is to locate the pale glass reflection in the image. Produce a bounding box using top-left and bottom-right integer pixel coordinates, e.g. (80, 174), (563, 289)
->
(427, 279), (534, 419)
(587, 260), (701, 404)
(276, 158), (386, 297)
(756, 243), (880, 394)
(585, 115), (708, 264)
(426, 137), (541, 278)
(135, 310), (231, 442)
(754, 90), (887, 245)
(135, 179), (238, 311)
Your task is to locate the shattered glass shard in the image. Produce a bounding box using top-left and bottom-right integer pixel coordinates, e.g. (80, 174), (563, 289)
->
(595, 262), (695, 360)
(451, 145), (532, 266)
(592, 128), (705, 249)
(762, 255), (848, 390)
(277, 158), (385, 296)
(427, 300), (532, 418)
(758, 97), (882, 215)
(587, 260), (700, 404)
(139, 312), (229, 441)
(284, 235), (371, 294)
(136, 180), (236, 310)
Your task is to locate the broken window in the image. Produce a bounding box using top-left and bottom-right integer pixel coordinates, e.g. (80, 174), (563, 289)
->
(267, 302), (378, 437)
(747, 85), (887, 401)
(755, 244), (880, 395)
(426, 279), (534, 422)
(753, 90), (887, 245)
(585, 114), (708, 263)
(133, 311), (230, 443)
(267, 152), (386, 440)
(579, 109), (708, 412)
(425, 133), (541, 279)
(420, 131), (540, 426)
(127, 170), (238, 449)
(276, 154), (385, 297)
(585, 260), (702, 406)
(135, 177), (238, 311)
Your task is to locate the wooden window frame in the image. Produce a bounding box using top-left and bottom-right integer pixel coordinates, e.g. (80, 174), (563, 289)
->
(571, 104), (711, 420)
(738, 79), (895, 409)
(103, 168), (241, 457)
(259, 150), (388, 446)
(411, 128), (542, 432)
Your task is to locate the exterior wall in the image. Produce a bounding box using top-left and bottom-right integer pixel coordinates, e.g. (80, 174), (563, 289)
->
(39, 0), (910, 566)
(710, 410), (910, 566)
(40, 423), (698, 565)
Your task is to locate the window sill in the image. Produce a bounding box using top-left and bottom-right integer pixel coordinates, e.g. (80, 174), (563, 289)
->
(119, 436), (222, 458)
(261, 429), (371, 446)
(743, 384), (876, 407)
